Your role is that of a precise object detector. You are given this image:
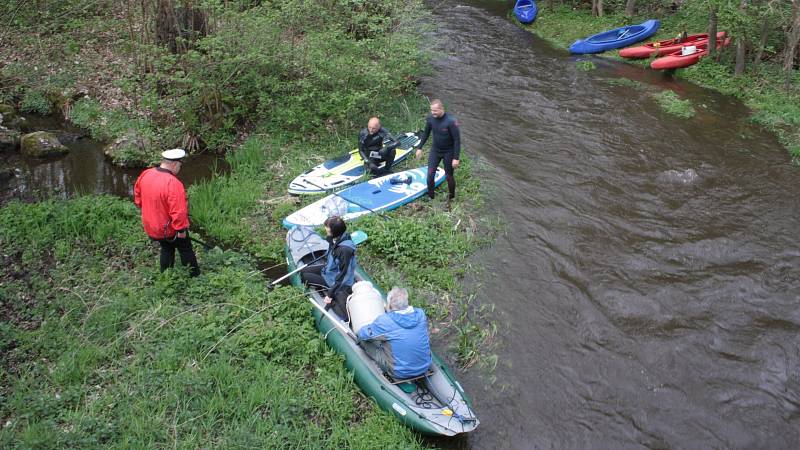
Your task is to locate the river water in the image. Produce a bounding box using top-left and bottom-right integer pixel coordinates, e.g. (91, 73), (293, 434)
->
(0, 116), (225, 205)
(421, 1), (800, 448)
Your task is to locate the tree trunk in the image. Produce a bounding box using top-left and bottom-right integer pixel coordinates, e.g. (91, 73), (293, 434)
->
(625, 0), (636, 17)
(156, 0), (207, 54)
(592, 0), (604, 17)
(785, 0), (800, 89)
(752, 15), (770, 67)
(734, 0), (748, 76)
(708, 8), (718, 58)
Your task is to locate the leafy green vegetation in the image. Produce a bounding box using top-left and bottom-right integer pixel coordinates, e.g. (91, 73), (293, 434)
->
(526, 4), (800, 161)
(653, 90), (696, 118)
(186, 94), (499, 369)
(0, 196), (423, 448)
(1, 1), (499, 445)
(576, 60), (597, 71)
(1, 1), (430, 163)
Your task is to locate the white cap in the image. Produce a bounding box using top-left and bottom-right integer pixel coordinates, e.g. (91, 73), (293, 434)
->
(161, 148), (186, 161)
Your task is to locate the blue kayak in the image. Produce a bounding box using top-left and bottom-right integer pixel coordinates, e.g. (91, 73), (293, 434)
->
(514, 0), (538, 24)
(569, 19), (660, 54)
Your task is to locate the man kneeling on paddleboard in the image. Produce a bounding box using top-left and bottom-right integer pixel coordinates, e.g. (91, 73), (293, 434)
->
(358, 117), (398, 177)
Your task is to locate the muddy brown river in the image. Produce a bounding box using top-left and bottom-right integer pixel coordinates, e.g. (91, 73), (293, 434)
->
(423, 1), (799, 448)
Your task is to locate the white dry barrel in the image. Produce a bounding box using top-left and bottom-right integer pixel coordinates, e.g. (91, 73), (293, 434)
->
(347, 281), (385, 334)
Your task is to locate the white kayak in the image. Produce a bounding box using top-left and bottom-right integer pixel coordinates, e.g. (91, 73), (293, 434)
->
(287, 132), (421, 195)
(282, 166), (445, 228)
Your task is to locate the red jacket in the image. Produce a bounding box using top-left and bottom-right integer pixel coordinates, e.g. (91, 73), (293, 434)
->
(133, 167), (190, 240)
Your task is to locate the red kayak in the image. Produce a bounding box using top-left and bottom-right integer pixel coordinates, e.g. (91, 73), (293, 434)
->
(650, 37), (731, 70)
(619, 31), (726, 59)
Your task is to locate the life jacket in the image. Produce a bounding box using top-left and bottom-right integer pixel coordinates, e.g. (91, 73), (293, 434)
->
(322, 235), (357, 289)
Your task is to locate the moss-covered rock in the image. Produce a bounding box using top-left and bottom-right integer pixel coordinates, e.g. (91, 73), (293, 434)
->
(103, 132), (153, 167)
(20, 131), (68, 158)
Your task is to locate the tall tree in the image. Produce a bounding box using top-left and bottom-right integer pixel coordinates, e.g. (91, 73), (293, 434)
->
(734, 0), (748, 75)
(592, 0), (604, 17)
(625, 0), (636, 17)
(708, 6), (719, 58)
(156, 0), (208, 54)
(785, 0), (800, 88)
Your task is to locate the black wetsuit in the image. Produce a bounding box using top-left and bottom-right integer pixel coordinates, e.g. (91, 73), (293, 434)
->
(358, 127), (397, 176)
(417, 112), (461, 199)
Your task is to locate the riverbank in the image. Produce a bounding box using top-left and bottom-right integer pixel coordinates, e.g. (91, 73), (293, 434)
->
(521, 6), (800, 161)
(0, 101), (495, 446)
(1, 2), (496, 445)
(0, 196), (426, 447)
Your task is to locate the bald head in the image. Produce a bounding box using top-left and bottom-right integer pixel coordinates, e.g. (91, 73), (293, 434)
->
(367, 117), (381, 135)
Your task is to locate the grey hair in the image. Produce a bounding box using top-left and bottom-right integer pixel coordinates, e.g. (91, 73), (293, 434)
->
(387, 287), (409, 311)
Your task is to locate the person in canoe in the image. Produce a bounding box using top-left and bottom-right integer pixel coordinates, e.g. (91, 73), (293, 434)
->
(300, 216), (357, 321)
(357, 287), (432, 380)
(358, 117), (398, 177)
(415, 99), (461, 203)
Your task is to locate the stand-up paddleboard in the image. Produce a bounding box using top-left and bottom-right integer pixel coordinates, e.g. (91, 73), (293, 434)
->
(283, 166), (445, 228)
(288, 132), (421, 195)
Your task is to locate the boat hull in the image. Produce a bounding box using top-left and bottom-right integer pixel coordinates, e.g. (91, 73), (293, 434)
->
(570, 19), (660, 54)
(514, 0), (538, 24)
(650, 37), (731, 70)
(284, 227), (480, 436)
(620, 31), (727, 59)
(282, 166), (445, 229)
(288, 132), (421, 195)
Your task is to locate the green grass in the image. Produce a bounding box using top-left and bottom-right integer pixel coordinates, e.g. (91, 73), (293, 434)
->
(653, 90), (696, 118)
(527, 5), (800, 161)
(186, 93), (500, 370)
(0, 196), (424, 448)
(576, 60), (597, 71)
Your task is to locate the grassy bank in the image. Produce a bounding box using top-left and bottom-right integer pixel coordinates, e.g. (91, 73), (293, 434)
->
(523, 6), (800, 160)
(1, 0), (497, 446)
(0, 196), (423, 447)
(187, 94), (499, 369)
(0, 1), (429, 165)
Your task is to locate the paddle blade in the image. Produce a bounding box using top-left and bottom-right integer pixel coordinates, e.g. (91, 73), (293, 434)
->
(351, 230), (368, 245)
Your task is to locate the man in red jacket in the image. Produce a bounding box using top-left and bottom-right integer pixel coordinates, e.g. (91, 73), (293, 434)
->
(134, 148), (200, 277)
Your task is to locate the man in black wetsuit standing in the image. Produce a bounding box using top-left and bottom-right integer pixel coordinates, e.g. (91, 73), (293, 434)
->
(414, 99), (461, 202)
(358, 117), (397, 176)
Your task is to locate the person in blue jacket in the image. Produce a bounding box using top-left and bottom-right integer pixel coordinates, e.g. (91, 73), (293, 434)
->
(301, 216), (357, 321)
(357, 287), (432, 380)
(415, 98), (461, 202)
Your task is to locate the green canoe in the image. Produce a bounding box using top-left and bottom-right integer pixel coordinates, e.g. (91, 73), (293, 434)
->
(284, 227), (479, 436)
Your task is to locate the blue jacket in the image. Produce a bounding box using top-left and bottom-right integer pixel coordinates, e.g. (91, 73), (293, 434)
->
(358, 307), (432, 379)
(322, 234), (356, 298)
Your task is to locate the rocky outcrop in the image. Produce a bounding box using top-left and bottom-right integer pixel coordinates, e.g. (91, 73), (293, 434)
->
(103, 132), (152, 167)
(20, 131), (68, 158)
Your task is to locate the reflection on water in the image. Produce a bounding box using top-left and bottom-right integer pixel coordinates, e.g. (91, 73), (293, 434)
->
(0, 116), (227, 205)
